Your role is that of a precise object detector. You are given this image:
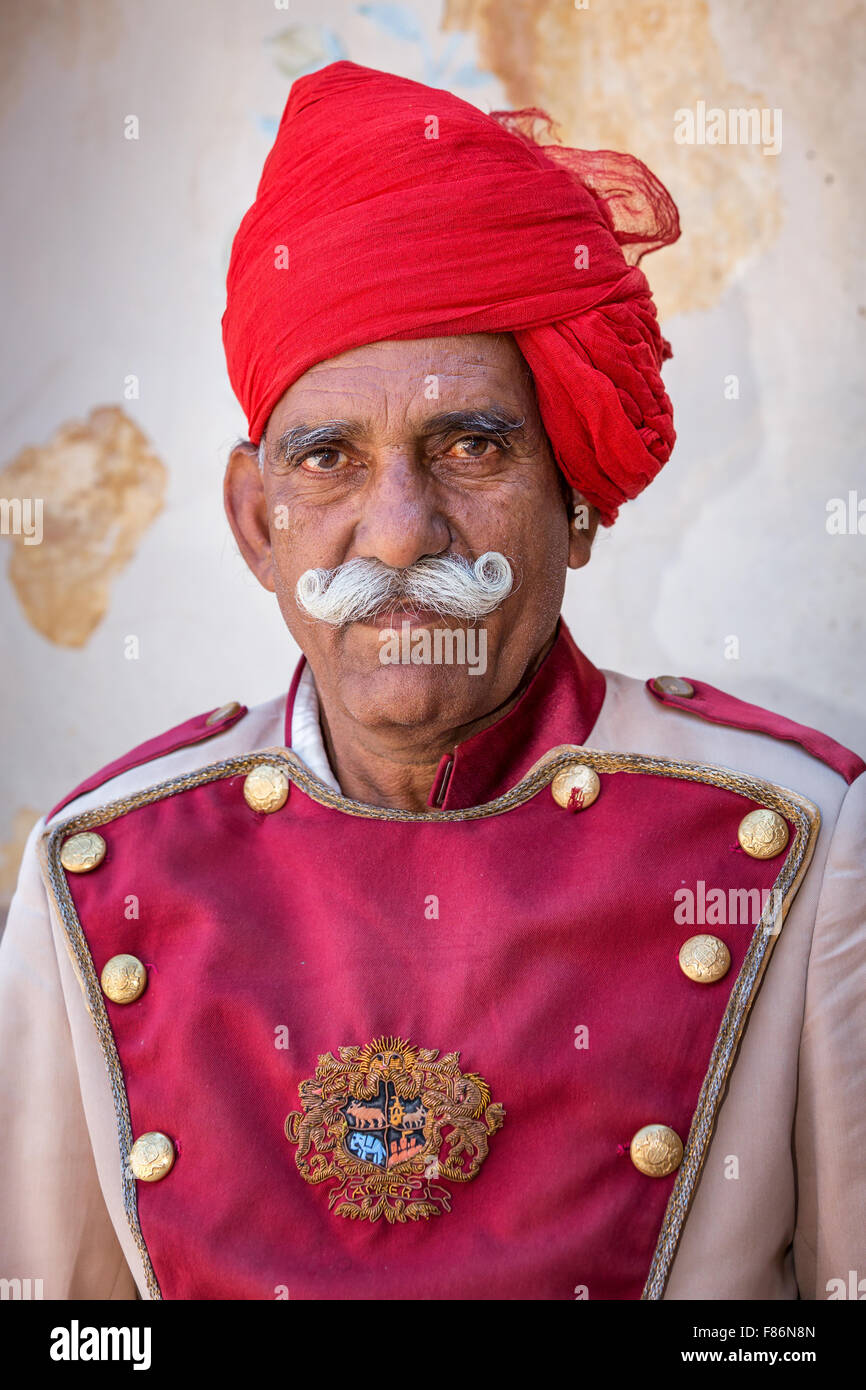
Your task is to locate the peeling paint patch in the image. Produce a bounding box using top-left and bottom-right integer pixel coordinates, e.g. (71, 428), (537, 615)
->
(0, 407), (167, 648)
(443, 0), (782, 315)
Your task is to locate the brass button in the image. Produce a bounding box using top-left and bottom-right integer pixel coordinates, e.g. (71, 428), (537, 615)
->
(652, 675), (695, 697)
(243, 763), (289, 814)
(678, 934), (731, 984)
(738, 808), (789, 859)
(630, 1124), (684, 1177)
(206, 700), (241, 726)
(60, 831), (107, 874)
(129, 1132), (175, 1182)
(551, 763), (601, 811)
(101, 954), (147, 1004)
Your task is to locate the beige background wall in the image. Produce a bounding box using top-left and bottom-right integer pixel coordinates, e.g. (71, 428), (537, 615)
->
(1, 0), (864, 913)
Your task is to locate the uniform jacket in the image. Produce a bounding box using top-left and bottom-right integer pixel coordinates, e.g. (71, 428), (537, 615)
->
(1, 621), (864, 1301)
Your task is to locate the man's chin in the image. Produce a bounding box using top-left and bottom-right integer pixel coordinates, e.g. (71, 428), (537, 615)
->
(336, 650), (496, 731)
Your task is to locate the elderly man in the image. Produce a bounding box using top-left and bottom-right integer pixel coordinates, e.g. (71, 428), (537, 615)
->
(1, 62), (864, 1304)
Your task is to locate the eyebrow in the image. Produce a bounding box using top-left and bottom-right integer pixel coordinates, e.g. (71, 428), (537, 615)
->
(270, 408), (526, 461)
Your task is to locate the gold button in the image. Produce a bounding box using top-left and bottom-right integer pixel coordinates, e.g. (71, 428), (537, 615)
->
(678, 934), (731, 984)
(101, 954), (147, 1004)
(243, 763), (289, 813)
(630, 1124), (684, 1177)
(60, 831), (107, 874)
(652, 675), (695, 697)
(551, 763), (601, 811)
(129, 1132), (175, 1182)
(738, 807), (789, 859)
(206, 700), (241, 726)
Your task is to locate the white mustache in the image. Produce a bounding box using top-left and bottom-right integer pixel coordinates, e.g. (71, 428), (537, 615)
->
(295, 552), (514, 627)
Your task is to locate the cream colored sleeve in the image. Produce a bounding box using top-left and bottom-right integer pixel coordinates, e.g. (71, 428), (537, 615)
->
(794, 771), (866, 1300)
(0, 819), (136, 1299)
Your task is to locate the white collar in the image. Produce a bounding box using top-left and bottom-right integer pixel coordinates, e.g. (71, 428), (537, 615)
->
(289, 662), (342, 793)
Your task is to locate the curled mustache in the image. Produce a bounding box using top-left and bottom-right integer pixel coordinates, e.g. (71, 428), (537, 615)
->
(295, 552), (513, 627)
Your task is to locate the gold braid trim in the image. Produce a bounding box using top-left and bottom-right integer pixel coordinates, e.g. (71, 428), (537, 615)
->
(40, 743), (820, 1302)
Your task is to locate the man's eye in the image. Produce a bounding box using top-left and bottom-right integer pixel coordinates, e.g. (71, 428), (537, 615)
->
(448, 435), (498, 459)
(297, 449), (348, 473)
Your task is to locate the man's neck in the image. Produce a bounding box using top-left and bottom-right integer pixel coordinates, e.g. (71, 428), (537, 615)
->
(315, 630), (557, 811)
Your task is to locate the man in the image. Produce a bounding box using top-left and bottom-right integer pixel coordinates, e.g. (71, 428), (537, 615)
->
(1, 62), (864, 1302)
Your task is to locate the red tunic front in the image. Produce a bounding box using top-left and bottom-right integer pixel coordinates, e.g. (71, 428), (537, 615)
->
(50, 626), (810, 1300)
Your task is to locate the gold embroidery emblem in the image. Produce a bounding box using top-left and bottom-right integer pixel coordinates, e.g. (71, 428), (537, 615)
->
(284, 1035), (505, 1222)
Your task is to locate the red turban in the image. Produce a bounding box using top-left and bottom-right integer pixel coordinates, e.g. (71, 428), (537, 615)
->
(222, 62), (680, 525)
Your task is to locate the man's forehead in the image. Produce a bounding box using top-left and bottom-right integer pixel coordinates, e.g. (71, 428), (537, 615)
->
(269, 334), (533, 431)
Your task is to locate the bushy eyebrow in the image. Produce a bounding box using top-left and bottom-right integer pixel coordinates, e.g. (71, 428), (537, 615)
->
(273, 420), (362, 460)
(420, 409), (526, 444)
(271, 408), (526, 461)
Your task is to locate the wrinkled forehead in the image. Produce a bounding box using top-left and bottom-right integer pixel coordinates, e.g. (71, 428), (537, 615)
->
(261, 333), (538, 443)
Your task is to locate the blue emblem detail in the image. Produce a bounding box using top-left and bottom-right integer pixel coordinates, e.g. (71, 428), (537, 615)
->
(342, 1080), (427, 1170)
(348, 1132), (387, 1164)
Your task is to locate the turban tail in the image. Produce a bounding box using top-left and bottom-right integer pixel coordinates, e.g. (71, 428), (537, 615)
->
(222, 62), (680, 525)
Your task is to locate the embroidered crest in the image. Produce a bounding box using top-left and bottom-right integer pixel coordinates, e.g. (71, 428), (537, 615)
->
(284, 1035), (505, 1222)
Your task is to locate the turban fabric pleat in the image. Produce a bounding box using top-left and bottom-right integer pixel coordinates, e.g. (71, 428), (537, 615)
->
(223, 62), (680, 524)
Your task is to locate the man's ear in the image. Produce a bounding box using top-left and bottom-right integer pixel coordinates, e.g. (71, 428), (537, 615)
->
(223, 440), (275, 592)
(567, 491), (600, 570)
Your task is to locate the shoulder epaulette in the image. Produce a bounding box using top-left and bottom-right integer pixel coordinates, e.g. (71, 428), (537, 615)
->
(646, 675), (865, 785)
(47, 700), (247, 821)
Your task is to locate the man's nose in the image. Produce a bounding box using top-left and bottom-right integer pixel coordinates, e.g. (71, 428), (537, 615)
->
(353, 458), (451, 569)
